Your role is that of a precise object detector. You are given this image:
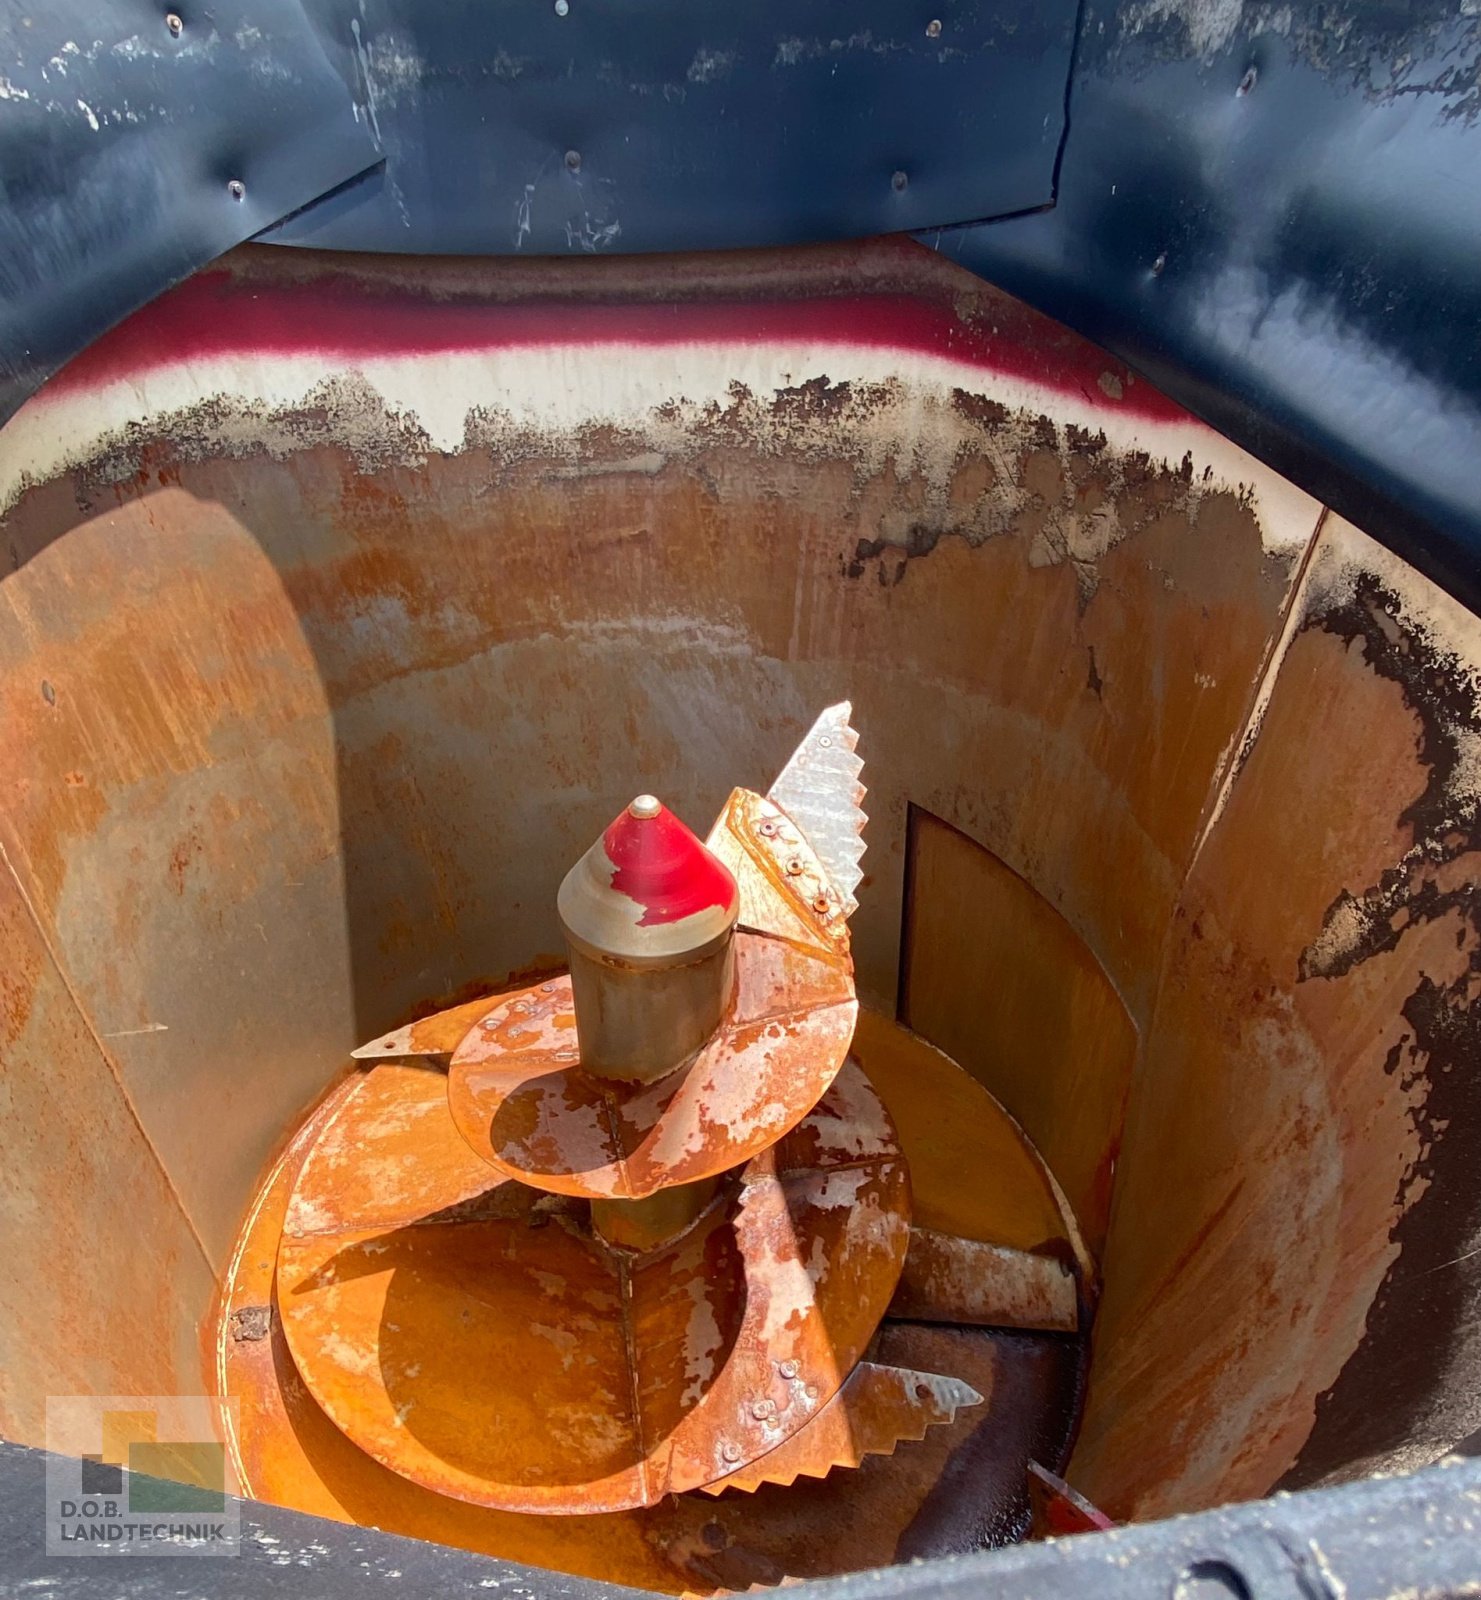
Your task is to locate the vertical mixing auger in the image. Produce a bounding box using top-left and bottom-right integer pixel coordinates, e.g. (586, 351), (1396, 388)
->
(271, 707), (1040, 1516)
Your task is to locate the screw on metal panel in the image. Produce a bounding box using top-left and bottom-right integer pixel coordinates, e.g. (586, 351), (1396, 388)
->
(758, 819), (778, 837)
(721, 1442), (742, 1463)
(785, 858), (805, 876)
(751, 1400), (775, 1420)
(554, 0), (569, 14)
(227, 179), (246, 201)
(165, 10), (183, 35)
(1236, 65), (1258, 95)
(628, 793), (659, 818)
(926, 17), (942, 36)
(778, 1359), (799, 1379)
(891, 169), (909, 193)
(818, 735), (832, 748)
(1151, 252), (1167, 276)
(565, 149), (582, 172)
(812, 894), (831, 914)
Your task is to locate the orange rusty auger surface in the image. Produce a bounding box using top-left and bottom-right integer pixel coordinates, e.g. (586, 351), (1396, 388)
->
(229, 705), (1089, 1577)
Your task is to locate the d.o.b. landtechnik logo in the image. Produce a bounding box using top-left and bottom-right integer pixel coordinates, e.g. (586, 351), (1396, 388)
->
(44, 1396), (240, 1557)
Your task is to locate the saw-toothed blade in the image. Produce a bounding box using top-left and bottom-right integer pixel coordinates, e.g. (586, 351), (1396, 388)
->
(350, 994), (499, 1061)
(767, 703), (867, 917)
(697, 1362), (981, 1495)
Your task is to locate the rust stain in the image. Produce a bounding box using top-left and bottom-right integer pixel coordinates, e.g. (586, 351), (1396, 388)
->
(0, 238), (1337, 1541)
(889, 1228), (1079, 1333)
(1073, 516), (1481, 1517)
(275, 1060), (909, 1512)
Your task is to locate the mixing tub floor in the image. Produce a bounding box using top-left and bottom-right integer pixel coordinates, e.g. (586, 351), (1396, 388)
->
(214, 1009), (1089, 1593)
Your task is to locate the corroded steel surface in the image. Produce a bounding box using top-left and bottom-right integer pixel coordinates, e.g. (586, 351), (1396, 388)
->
(218, 1078), (688, 1592)
(443, 781), (857, 1200)
(900, 811), (1138, 1260)
(889, 1228), (1079, 1333)
(219, 1010), (1086, 1591)
(276, 1060), (908, 1512)
(653, 1323), (1087, 1583)
(1071, 514), (1481, 1515)
(848, 1010), (1085, 1276)
(445, 932), (856, 1199)
(706, 790), (854, 960)
(16, 234), (1476, 1524)
(352, 994), (510, 1061)
(697, 1362), (981, 1495)
(0, 238), (1323, 1298)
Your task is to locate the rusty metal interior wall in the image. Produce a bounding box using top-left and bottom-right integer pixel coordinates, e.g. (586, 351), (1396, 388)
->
(1, 239), (1478, 1536)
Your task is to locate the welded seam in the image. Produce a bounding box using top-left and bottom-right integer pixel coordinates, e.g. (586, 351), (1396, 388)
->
(1186, 504), (1331, 873)
(1085, 505), (1334, 1343)
(0, 834), (217, 1280)
(615, 1252), (652, 1505)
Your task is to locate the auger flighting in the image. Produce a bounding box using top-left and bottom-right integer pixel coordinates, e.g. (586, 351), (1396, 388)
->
(271, 706), (1078, 1520)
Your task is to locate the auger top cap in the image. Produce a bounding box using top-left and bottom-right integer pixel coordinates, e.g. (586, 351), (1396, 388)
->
(558, 794), (739, 964)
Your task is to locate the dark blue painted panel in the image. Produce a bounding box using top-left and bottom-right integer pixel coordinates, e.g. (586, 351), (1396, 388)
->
(939, 5), (1481, 608)
(0, 0), (379, 419)
(264, 0), (1077, 253)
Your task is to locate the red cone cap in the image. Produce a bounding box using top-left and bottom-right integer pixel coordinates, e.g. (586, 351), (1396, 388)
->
(558, 796), (739, 962)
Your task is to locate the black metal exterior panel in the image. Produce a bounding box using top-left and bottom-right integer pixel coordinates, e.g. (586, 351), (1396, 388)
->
(937, 4), (1481, 610)
(0, 0), (380, 420)
(3, 1439), (1479, 1598)
(263, 0), (1077, 255)
(0, 1441), (643, 1599)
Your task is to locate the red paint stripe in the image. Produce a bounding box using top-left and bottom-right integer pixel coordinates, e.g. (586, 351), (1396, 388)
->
(41, 263), (1189, 426)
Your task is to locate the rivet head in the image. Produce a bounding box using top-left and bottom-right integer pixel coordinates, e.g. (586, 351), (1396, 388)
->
(553, 0), (569, 13)
(565, 148), (582, 173)
(165, 11), (183, 35)
(926, 18), (942, 36)
(785, 858), (805, 877)
(812, 894), (831, 914)
(758, 819), (778, 837)
(628, 793), (659, 819)
(227, 179), (245, 201)
(751, 1399), (775, 1420)
(805, 1383), (819, 1399)
(779, 1359), (799, 1379)
(721, 1442), (741, 1463)
(891, 169), (909, 193)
